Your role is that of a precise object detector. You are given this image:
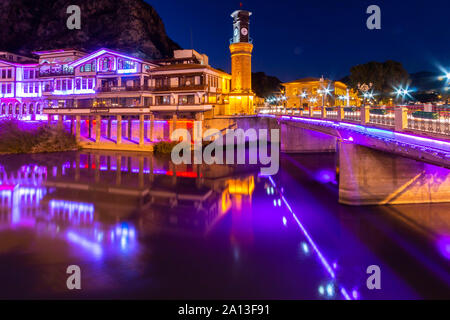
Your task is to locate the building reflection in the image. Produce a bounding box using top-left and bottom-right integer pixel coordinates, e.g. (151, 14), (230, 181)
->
(0, 151), (258, 257)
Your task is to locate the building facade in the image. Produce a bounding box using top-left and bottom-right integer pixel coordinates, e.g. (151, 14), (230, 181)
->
(0, 48), (235, 121)
(282, 77), (360, 109)
(0, 9), (256, 122)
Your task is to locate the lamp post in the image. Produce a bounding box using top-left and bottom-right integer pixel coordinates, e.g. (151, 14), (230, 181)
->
(357, 83), (373, 107)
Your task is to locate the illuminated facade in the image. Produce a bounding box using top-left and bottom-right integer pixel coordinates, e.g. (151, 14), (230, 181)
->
(0, 47), (235, 121)
(228, 10), (255, 115)
(0, 8), (258, 121)
(283, 77), (360, 109)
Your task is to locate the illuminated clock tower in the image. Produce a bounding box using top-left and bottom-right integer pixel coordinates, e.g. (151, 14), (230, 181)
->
(229, 9), (255, 115)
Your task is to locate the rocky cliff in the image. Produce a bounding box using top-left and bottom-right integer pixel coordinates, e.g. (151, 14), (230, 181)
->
(0, 0), (180, 59)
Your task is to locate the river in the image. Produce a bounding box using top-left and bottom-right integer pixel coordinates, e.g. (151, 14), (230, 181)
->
(0, 150), (449, 299)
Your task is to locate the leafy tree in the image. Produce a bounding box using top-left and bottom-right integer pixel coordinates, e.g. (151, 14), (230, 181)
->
(252, 72), (282, 98)
(349, 60), (409, 103)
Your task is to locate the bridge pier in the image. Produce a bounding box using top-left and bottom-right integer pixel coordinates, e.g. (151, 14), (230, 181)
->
(95, 115), (101, 143)
(75, 116), (81, 142)
(338, 141), (450, 205)
(116, 115), (122, 144)
(280, 122), (336, 153)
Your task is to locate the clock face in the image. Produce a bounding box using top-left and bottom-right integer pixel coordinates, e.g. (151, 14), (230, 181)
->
(241, 27), (248, 36)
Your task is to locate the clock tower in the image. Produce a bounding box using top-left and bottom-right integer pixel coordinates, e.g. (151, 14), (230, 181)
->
(229, 9), (255, 115)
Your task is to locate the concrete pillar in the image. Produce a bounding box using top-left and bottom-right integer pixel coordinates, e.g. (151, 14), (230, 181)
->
(75, 116), (81, 141)
(148, 113), (155, 142)
(95, 115), (101, 143)
(170, 114), (177, 141)
(338, 141), (450, 205)
(361, 105), (370, 125)
(308, 105), (314, 117)
(281, 122), (336, 153)
(139, 114), (145, 146)
(116, 115), (122, 144)
(128, 117), (133, 140)
(321, 105), (327, 119)
(337, 106), (344, 121)
(88, 116), (92, 139)
(107, 116), (112, 139)
(70, 116), (74, 134)
(395, 107), (408, 131)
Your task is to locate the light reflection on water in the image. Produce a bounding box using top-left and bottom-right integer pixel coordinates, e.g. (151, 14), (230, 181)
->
(0, 151), (449, 299)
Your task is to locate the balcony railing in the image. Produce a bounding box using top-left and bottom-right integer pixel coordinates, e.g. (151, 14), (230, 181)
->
(39, 70), (74, 77)
(96, 84), (208, 93)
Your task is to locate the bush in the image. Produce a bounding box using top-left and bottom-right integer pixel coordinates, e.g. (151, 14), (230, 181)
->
(412, 111), (439, 120)
(0, 120), (79, 154)
(370, 108), (388, 115)
(153, 141), (179, 154)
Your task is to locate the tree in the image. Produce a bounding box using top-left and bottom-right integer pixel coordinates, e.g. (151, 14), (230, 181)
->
(251, 72), (282, 98)
(349, 61), (409, 103)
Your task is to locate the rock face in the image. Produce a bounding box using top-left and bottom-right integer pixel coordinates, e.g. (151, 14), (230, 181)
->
(0, 0), (181, 59)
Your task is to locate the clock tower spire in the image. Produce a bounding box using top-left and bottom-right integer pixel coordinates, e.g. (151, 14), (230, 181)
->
(229, 9), (255, 115)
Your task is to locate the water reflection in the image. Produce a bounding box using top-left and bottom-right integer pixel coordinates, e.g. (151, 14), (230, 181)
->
(0, 151), (449, 299)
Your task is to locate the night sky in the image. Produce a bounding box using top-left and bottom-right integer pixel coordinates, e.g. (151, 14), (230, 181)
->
(150, 0), (450, 82)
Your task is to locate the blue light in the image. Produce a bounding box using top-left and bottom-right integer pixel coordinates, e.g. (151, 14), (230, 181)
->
(326, 283), (335, 297)
(318, 285), (325, 295)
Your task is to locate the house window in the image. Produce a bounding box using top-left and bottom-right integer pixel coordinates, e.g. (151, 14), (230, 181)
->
(179, 95), (195, 105)
(88, 79), (93, 89)
(56, 80), (61, 90)
(156, 96), (171, 105)
(82, 78), (87, 90)
(7, 69), (11, 78)
(7, 84), (12, 94)
(75, 79), (81, 90)
(34, 83), (39, 93)
(1, 70), (6, 78)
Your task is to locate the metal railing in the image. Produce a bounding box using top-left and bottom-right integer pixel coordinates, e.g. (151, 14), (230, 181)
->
(407, 107), (450, 136)
(369, 107), (395, 127)
(258, 105), (450, 138)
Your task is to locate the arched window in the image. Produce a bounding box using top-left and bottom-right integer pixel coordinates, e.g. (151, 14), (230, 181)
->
(15, 103), (20, 115)
(1, 103), (5, 114)
(22, 104), (27, 114)
(36, 103), (41, 114)
(8, 103), (13, 114)
(29, 104), (34, 114)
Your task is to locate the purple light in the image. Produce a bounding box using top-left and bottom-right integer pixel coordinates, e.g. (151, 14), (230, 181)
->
(268, 176), (336, 279)
(437, 236), (450, 260)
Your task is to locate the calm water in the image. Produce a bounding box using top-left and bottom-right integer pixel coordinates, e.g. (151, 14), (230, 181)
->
(0, 150), (449, 299)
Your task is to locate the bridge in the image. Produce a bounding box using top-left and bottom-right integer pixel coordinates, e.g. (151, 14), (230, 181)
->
(249, 105), (450, 205)
(41, 104), (450, 206)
